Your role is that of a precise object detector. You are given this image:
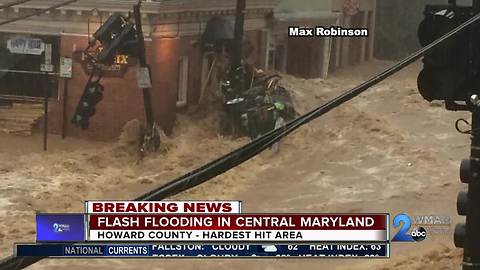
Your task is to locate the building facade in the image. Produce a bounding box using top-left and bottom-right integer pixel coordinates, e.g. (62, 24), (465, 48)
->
(0, 0), (376, 141)
(270, 0), (376, 79)
(0, 0), (275, 140)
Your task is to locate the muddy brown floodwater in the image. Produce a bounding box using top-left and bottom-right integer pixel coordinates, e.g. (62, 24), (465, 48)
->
(0, 60), (468, 269)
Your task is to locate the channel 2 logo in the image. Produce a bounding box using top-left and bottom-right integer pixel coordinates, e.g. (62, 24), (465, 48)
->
(52, 223), (70, 233)
(392, 214), (427, 242)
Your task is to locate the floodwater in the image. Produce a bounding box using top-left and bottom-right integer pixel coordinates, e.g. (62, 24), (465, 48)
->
(0, 60), (467, 269)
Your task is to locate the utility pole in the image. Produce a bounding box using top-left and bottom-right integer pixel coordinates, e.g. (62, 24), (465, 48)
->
(459, 100), (480, 270)
(226, 0), (246, 136)
(230, 0), (246, 88)
(456, 1), (480, 269)
(43, 73), (49, 151)
(133, 1), (160, 153)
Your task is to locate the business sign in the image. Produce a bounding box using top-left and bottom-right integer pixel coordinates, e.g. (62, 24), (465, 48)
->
(73, 47), (137, 78)
(7, 37), (45, 55)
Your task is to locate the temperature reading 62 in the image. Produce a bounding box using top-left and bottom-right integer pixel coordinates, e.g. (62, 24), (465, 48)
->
(288, 245), (298, 251)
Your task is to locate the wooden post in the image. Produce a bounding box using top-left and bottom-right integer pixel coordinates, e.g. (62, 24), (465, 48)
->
(334, 16), (342, 68)
(259, 29), (269, 71)
(61, 78), (68, 139)
(341, 14), (352, 67)
(321, 36), (333, 79)
(43, 74), (49, 151)
(360, 11), (369, 63)
(280, 43), (288, 73)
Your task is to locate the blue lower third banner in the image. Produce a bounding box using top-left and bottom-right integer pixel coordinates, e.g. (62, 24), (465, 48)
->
(16, 243), (389, 258)
(36, 214), (85, 242)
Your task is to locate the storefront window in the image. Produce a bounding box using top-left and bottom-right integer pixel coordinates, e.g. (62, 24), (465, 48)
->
(0, 32), (60, 99)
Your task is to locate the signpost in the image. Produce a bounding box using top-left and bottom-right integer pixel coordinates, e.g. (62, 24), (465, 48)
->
(40, 44), (54, 72)
(60, 57), (72, 139)
(59, 57), (72, 78)
(136, 67), (152, 89)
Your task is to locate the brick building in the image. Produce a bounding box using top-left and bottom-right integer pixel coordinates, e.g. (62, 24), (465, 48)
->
(0, 0), (275, 140)
(0, 0), (376, 141)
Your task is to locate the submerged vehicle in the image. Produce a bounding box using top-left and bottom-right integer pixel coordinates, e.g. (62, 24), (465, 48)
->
(221, 70), (297, 139)
(201, 15), (296, 140)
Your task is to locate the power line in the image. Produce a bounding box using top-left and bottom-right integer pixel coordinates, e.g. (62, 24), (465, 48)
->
(0, 0), (34, 10)
(137, 11), (480, 201)
(0, 0), (78, 27)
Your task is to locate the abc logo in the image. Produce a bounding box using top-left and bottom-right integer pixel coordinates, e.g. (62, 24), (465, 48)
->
(393, 214), (428, 242)
(411, 227), (427, 242)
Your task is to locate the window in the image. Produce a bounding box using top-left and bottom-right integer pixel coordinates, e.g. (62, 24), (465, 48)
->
(177, 56), (188, 107)
(0, 33), (60, 99)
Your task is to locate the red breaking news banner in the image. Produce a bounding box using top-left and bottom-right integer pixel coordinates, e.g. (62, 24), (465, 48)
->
(88, 214), (387, 230)
(85, 201), (242, 214)
(84, 203), (389, 242)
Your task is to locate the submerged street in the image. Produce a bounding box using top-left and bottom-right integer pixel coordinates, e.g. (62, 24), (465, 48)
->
(0, 60), (467, 269)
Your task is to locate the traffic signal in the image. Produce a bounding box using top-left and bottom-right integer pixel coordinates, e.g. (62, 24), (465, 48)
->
(93, 14), (125, 45)
(418, 3), (480, 268)
(417, 5), (478, 110)
(455, 160), (468, 248)
(456, 153), (480, 268)
(201, 16), (234, 52)
(92, 14), (137, 64)
(71, 79), (104, 130)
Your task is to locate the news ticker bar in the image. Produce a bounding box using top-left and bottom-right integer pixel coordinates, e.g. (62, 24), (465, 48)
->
(15, 243), (390, 258)
(37, 214), (389, 242)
